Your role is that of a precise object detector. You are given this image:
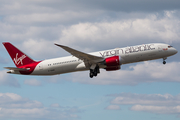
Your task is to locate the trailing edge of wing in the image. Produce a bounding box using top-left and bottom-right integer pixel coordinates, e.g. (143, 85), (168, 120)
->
(54, 44), (104, 63)
(4, 67), (29, 71)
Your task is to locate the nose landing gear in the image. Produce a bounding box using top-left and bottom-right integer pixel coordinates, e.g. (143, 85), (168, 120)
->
(163, 57), (167, 65)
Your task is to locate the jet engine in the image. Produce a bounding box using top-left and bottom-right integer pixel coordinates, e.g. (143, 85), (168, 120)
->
(104, 56), (121, 71)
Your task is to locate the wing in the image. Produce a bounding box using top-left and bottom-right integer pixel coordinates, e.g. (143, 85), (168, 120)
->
(54, 44), (104, 63)
(4, 67), (29, 71)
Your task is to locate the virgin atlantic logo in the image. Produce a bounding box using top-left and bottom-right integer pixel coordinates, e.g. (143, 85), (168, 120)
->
(13, 53), (26, 65)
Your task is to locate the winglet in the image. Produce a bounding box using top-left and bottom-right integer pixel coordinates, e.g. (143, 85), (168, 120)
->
(54, 43), (65, 48)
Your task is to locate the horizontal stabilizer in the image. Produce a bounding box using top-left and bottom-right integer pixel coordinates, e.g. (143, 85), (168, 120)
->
(4, 67), (29, 71)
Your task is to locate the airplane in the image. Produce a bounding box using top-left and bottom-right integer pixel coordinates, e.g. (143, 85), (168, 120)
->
(2, 42), (178, 78)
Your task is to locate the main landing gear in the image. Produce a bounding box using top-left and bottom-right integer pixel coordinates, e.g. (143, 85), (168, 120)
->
(163, 57), (167, 65)
(89, 65), (100, 78)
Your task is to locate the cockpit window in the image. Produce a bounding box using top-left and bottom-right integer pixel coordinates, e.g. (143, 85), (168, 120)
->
(168, 46), (173, 48)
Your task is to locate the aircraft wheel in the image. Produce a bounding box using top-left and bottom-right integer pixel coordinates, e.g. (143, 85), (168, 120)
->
(163, 61), (166, 64)
(94, 71), (97, 77)
(90, 72), (94, 78)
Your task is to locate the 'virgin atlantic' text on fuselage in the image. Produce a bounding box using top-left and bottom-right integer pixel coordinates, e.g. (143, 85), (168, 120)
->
(99, 44), (155, 57)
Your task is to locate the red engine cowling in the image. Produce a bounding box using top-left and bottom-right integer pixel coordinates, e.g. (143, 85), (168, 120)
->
(105, 56), (121, 71)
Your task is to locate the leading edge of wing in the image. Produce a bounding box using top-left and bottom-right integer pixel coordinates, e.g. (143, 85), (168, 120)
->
(54, 43), (104, 63)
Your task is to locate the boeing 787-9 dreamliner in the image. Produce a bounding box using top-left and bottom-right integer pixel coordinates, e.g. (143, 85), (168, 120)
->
(2, 42), (178, 78)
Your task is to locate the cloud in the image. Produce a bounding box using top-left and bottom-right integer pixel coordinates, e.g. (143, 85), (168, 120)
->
(50, 103), (60, 108)
(24, 79), (42, 86)
(1, 0), (180, 14)
(0, 93), (81, 120)
(105, 105), (121, 110)
(107, 93), (180, 115)
(131, 105), (180, 114)
(1, 8), (180, 59)
(75, 0), (180, 12)
(110, 93), (180, 106)
(58, 11), (180, 49)
(0, 93), (43, 108)
(4, 11), (102, 25)
(0, 70), (20, 87)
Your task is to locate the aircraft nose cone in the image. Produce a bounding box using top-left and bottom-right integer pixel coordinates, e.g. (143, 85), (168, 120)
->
(173, 48), (178, 55)
(175, 49), (178, 54)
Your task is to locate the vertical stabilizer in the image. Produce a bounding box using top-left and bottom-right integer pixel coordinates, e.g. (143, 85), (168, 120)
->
(2, 42), (35, 67)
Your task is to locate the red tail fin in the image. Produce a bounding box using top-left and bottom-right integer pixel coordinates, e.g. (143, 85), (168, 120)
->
(2, 42), (35, 67)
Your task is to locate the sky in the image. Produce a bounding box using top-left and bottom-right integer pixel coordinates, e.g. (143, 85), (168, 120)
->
(0, 0), (180, 120)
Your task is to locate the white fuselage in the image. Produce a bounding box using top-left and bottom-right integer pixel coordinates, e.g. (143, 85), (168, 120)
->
(11, 43), (178, 75)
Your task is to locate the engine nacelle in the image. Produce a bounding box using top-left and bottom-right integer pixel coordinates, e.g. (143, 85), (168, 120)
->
(105, 66), (120, 71)
(105, 56), (121, 71)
